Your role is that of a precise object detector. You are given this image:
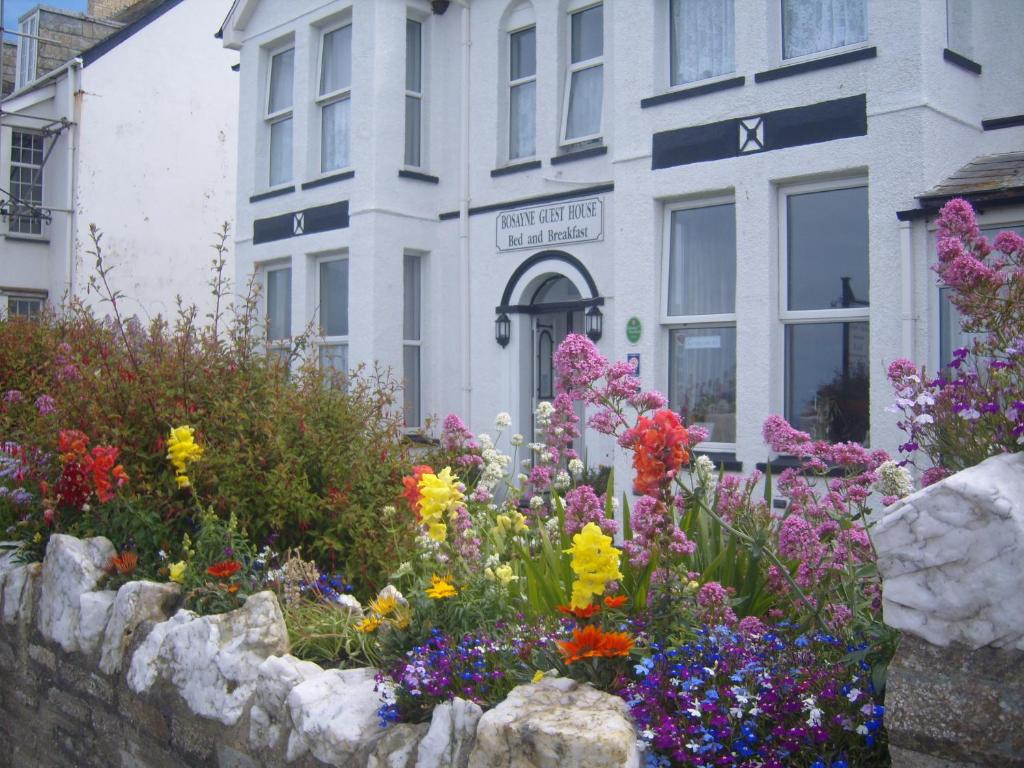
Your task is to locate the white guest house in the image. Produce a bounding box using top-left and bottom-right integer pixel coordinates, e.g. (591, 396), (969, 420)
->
(1, 0), (238, 320)
(219, 0), (1024, 480)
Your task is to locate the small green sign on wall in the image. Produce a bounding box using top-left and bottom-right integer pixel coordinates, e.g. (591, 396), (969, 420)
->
(626, 316), (642, 344)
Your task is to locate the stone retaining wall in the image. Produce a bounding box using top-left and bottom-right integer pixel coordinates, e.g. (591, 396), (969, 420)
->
(0, 535), (640, 768)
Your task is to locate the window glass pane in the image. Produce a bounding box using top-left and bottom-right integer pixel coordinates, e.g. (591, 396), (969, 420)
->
(670, 0), (735, 85)
(670, 327), (736, 444)
(783, 0), (866, 59)
(510, 27), (536, 80)
(268, 48), (294, 113)
(509, 81), (536, 159)
(269, 118), (293, 185)
(321, 97), (350, 172)
(667, 203), (736, 316)
(8, 298), (42, 318)
(406, 19), (422, 92)
(565, 65), (603, 140)
(320, 25), (352, 95)
(9, 131), (43, 235)
(320, 259), (349, 337)
(266, 268), (292, 341)
(404, 345), (421, 427)
(320, 343), (348, 373)
(404, 96), (421, 166)
(571, 5), (603, 63)
(785, 322), (869, 443)
(946, 0), (972, 57)
(403, 255), (421, 341)
(787, 186), (868, 311)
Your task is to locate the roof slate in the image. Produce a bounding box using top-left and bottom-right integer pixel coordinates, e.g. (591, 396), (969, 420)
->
(919, 151), (1024, 201)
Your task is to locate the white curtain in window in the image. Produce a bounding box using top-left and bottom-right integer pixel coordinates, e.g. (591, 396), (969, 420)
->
(321, 26), (352, 95)
(670, 0), (735, 85)
(670, 327), (737, 443)
(319, 259), (349, 337)
(268, 49), (294, 113)
(566, 66), (603, 140)
(269, 118), (293, 186)
(782, 0), (866, 59)
(510, 82), (536, 159)
(667, 204), (736, 317)
(266, 269), (292, 340)
(321, 98), (350, 172)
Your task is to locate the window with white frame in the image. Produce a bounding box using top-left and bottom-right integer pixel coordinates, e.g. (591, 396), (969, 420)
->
(403, 254), (422, 427)
(782, 183), (869, 444)
(669, 0), (735, 86)
(266, 46), (295, 187)
(781, 0), (866, 60)
(318, 23), (352, 174)
(663, 200), (737, 447)
(405, 19), (423, 167)
(9, 131), (44, 236)
(265, 265), (292, 363)
(317, 256), (349, 374)
(938, 222), (1023, 370)
(562, 3), (603, 145)
(508, 25), (537, 160)
(15, 13), (38, 90)
(6, 295), (44, 319)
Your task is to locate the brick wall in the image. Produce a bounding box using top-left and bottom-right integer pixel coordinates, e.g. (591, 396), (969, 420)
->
(34, 10), (121, 79)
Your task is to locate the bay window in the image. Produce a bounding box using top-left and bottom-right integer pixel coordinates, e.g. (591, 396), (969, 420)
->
(318, 23), (352, 174)
(403, 254), (422, 427)
(509, 25), (537, 160)
(562, 3), (603, 144)
(782, 184), (869, 443)
(664, 200), (737, 447)
(317, 256), (349, 374)
(782, 0), (866, 60)
(266, 46), (295, 187)
(669, 0), (735, 86)
(405, 19), (423, 167)
(265, 265), (292, 363)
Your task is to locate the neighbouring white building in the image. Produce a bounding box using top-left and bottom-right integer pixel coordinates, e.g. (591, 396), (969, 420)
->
(219, 0), (1024, 481)
(0, 0), (239, 320)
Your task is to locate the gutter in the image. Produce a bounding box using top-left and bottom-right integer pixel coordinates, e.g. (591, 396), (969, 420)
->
(453, 0), (472, 419)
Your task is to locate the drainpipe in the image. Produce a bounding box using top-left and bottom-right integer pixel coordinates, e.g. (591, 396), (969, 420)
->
(454, 1), (472, 418)
(899, 219), (914, 359)
(65, 58), (82, 302)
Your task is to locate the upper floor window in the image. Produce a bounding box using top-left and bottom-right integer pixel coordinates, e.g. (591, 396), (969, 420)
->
(317, 256), (349, 374)
(405, 19), (423, 167)
(664, 200), (737, 447)
(509, 26), (537, 160)
(9, 131), (44, 236)
(669, 0), (735, 86)
(562, 3), (603, 144)
(15, 13), (38, 90)
(265, 264), (292, 362)
(318, 24), (353, 173)
(782, 183), (869, 444)
(782, 0), (866, 60)
(266, 46), (295, 187)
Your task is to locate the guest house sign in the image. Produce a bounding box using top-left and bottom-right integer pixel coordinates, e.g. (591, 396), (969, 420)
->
(496, 196), (604, 252)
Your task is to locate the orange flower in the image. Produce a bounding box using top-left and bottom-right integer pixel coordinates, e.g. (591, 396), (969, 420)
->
(207, 559), (242, 579)
(108, 551), (138, 576)
(58, 429), (89, 462)
(557, 603), (601, 620)
(557, 624), (635, 664)
(400, 465), (434, 519)
(603, 595), (628, 609)
(630, 410), (689, 495)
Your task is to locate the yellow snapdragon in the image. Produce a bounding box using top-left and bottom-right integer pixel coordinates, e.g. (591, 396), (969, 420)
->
(564, 522), (623, 609)
(417, 467), (464, 543)
(167, 425), (203, 488)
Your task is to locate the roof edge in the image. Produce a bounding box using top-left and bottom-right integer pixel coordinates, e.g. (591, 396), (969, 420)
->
(80, 0), (187, 67)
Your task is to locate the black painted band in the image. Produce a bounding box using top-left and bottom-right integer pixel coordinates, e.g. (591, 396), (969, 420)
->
(398, 169), (440, 184)
(982, 114), (1024, 131)
(943, 48), (982, 75)
(302, 171), (355, 190)
(550, 145), (608, 165)
(491, 160), (542, 177)
(754, 46), (876, 83)
(641, 76), (745, 109)
(249, 186), (295, 203)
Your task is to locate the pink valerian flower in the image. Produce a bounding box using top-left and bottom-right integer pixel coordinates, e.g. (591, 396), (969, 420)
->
(552, 333), (607, 398)
(563, 485), (617, 536)
(921, 466), (951, 487)
(34, 395), (56, 415)
(441, 413), (475, 453)
(2, 390), (22, 404)
(588, 408), (625, 435)
(450, 506), (481, 565)
(622, 495), (695, 568)
(761, 414), (812, 456)
(527, 465), (552, 494)
(993, 230), (1024, 257)
(697, 581), (737, 626)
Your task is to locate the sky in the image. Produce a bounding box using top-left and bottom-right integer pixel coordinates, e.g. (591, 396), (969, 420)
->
(4, 0), (86, 34)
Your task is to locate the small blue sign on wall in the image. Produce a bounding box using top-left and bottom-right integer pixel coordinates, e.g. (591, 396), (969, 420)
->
(626, 353), (640, 376)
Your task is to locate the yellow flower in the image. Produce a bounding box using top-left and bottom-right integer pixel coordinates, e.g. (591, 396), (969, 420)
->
(167, 425), (203, 486)
(494, 564), (518, 586)
(168, 561), (187, 584)
(357, 616), (382, 633)
(417, 468), (464, 542)
(425, 574), (458, 599)
(369, 593), (397, 617)
(564, 522), (623, 609)
(508, 510), (528, 533)
(531, 670), (545, 684)
(391, 605), (412, 630)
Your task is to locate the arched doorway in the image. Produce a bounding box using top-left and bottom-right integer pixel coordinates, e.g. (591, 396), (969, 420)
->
(530, 275), (583, 418)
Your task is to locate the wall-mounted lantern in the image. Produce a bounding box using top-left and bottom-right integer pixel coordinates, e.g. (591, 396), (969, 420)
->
(585, 305), (603, 342)
(495, 313), (511, 348)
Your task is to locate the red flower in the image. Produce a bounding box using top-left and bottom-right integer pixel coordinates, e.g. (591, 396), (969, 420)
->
(400, 465), (434, 519)
(603, 595), (628, 609)
(58, 429), (89, 461)
(557, 624), (634, 664)
(557, 603), (601, 620)
(108, 551), (138, 575)
(207, 560), (242, 579)
(627, 410), (689, 495)
(83, 445), (128, 503)
(55, 460), (91, 510)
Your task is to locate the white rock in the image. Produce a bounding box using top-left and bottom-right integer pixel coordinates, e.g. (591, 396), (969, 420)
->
(99, 580), (180, 674)
(469, 678), (640, 768)
(335, 593), (364, 615)
(367, 723), (428, 768)
(416, 697), (483, 768)
(127, 591), (289, 726)
(77, 589), (116, 655)
(287, 667), (389, 765)
(875, 452), (1024, 650)
(248, 653), (324, 751)
(36, 534), (115, 652)
(2, 562), (40, 625)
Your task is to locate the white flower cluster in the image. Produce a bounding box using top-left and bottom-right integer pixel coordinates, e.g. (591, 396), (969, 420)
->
(876, 460), (914, 499)
(568, 458), (584, 477)
(694, 454), (716, 487)
(535, 401), (555, 429)
(478, 436), (512, 492)
(553, 470), (571, 491)
(495, 411), (512, 429)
